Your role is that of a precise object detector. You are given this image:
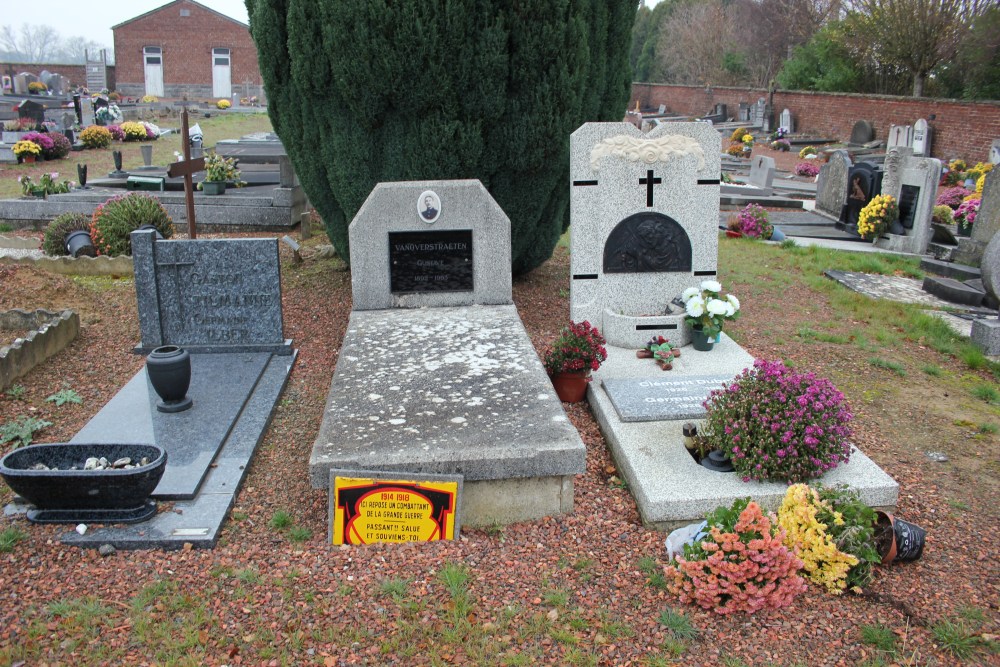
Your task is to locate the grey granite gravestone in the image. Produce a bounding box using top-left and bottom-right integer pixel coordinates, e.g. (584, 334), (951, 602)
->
(815, 150), (852, 219)
(954, 170), (1000, 266)
(603, 374), (731, 422)
(131, 229), (291, 354)
(850, 120), (874, 145)
(748, 154), (776, 194)
(569, 122), (720, 350)
(912, 119), (931, 157)
(348, 180), (512, 311)
(875, 147), (941, 254)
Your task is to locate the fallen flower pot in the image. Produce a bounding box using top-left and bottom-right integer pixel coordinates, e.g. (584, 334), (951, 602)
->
(0, 443), (166, 524)
(875, 510), (926, 564)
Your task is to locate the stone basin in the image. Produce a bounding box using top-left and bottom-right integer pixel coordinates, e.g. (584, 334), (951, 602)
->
(0, 443), (166, 523)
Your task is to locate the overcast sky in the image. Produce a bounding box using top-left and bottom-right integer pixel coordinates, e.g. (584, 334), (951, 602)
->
(6, 0), (250, 52)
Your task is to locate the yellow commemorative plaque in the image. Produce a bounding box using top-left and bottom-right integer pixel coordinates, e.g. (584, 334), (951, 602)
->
(330, 472), (461, 545)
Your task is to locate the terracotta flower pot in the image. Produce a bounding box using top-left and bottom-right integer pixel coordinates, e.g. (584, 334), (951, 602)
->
(725, 230), (742, 238)
(875, 511), (926, 564)
(551, 371), (590, 403)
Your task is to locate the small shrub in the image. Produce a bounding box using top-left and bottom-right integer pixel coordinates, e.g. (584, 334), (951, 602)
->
(28, 81), (47, 93)
(107, 124), (125, 142)
(120, 121), (148, 142)
(725, 143), (744, 157)
(46, 388), (82, 406)
(663, 498), (806, 615)
(217, 98), (232, 109)
(108, 91), (121, 101)
(954, 197), (980, 232)
(42, 213), (92, 256)
(798, 146), (817, 158)
(794, 162), (820, 178)
(22, 132), (54, 153)
(79, 125), (112, 149)
(736, 203), (772, 239)
(542, 320), (607, 374)
(936, 186), (972, 209)
(932, 205), (954, 225)
(42, 131), (71, 160)
(89, 193), (174, 256)
(730, 127), (748, 142)
(770, 139), (791, 151)
(701, 359), (853, 483)
(141, 94), (159, 103)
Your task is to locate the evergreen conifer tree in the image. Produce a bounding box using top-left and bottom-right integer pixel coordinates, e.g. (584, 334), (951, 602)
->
(248, 0), (633, 274)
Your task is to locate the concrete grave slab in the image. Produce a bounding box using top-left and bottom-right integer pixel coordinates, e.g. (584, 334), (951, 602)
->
(310, 305), (584, 526)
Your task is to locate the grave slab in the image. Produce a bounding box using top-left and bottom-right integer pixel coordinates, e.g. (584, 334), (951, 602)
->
(921, 276), (984, 306)
(309, 305), (585, 525)
(589, 343), (899, 529)
(71, 353), (271, 499)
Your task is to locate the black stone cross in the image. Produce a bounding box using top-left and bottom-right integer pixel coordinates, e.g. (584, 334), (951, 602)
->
(166, 109), (205, 239)
(639, 170), (661, 207)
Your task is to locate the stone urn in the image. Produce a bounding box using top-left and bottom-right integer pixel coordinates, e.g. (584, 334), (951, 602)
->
(146, 345), (193, 413)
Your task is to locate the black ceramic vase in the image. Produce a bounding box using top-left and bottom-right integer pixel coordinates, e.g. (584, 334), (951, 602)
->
(64, 229), (96, 258)
(76, 163), (88, 188)
(146, 345), (193, 413)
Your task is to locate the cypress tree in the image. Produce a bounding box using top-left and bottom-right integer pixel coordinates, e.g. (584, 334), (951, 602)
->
(248, 0), (634, 274)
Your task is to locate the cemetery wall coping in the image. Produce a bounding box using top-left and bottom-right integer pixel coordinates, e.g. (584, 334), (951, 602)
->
(0, 309), (79, 390)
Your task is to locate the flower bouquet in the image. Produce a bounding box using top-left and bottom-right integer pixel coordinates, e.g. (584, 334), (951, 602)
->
(794, 162), (820, 178)
(856, 194), (898, 242)
(663, 498), (807, 615)
(700, 359), (853, 483)
(954, 197), (980, 235)
(736, 203), (772, 239)
(12, 140), (41, 161)
(543, 320), (607, 376)
(201, 152), (242, 184)
(778, 484), (881, 594)
(681, 280), (739, 339)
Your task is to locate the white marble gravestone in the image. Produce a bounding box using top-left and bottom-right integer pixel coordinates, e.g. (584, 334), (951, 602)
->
(779, 109), (793, 133)
(990, 139), (1000, 165)
(911, 119), (931, 157)
(887, 124), (913, 150)
(569, 122), (720, 349)
(875, 147), (941, 254)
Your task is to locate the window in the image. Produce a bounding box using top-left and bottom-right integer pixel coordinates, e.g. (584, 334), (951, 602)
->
(180, 8), (190, 16)
(213, 48), (231, 67)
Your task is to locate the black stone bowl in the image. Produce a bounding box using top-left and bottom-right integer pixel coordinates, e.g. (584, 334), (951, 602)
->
(0, 443), (166, 510)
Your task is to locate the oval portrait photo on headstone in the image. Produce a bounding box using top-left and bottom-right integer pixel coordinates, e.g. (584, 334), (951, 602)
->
(418, 190), (441, 223)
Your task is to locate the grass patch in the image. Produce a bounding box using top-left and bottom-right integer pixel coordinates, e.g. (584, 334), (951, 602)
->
(921, 364), (943, 377)
(288, 525), (312, 542)
(542, 588), (570, 608)
(860, 624), (897, 654)
(0, 527), (27, 552)
(658, 607), (698, 640)
(798, 326), (851, 344)
(438, 562), (470, 598)
(269, 510), (293, 530)
(971, 384), (1000, 404)
(379, 577), (411, 600)
(930, 618), (979, 659)
(869, 357), (906, 376)
(978, 422), (998, 434)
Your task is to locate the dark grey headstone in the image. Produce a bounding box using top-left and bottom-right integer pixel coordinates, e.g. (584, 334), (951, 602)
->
(981, 233), (1000, 303)
(603, 375), (732, 422)
(131, 230), (289, 354)
(850, 120), (874, 145)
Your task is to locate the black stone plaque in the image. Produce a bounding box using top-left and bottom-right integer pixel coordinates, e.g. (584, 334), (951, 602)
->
(898, 184), (920, 230)
(603, 212), (692, 273)
(389, 230), (473, 294)
(838, 163), (882, 236)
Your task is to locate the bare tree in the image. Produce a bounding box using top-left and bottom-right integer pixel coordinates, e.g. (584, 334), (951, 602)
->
(846, 0), (988, 96)
(0, 23), (61, 62)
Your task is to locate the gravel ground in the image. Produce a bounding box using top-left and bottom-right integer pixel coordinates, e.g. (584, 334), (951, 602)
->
(0, 229), (997, 666)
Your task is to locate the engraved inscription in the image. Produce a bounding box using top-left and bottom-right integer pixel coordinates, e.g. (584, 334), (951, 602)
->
(389, 230), (474, 294)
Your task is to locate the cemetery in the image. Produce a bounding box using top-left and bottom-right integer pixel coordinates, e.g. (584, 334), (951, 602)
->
(1, 8), (999, 664)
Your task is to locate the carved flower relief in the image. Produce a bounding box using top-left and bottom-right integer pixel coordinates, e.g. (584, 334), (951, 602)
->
(590, 134), (706, 171)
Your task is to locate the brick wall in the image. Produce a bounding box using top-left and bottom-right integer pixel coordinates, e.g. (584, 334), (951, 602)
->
(0, 63), (117, 91)
(633, 83), (1000, 162)
(113, 0), (263, 100)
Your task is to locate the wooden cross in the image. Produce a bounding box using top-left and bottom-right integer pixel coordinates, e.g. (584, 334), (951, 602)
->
(166, 108), (205, 239)
(639, 169), (661, 207)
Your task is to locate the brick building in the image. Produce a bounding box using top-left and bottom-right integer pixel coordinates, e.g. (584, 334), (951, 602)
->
(113, 0), (264, 101)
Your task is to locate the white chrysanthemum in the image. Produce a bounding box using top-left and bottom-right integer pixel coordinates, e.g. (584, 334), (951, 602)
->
(727, 294), (740, 311)
(724, 302), (735, 317)
(685, 296), (705, 317)
(706, 298), (728, 316)
(681, 287), (700, 302)
(700, 279), (722, 293)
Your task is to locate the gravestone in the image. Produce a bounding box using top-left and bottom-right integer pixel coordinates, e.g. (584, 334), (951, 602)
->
(16, 100), (45, 128)
(779, 108), (793, 133)
(748, 154), (776, 195)
(990, 139), (999, 165)
(569, 122), (720, 349)
(658, 104), (666, 114)
(738, 102), (750, 122)
(875, 147), (941, 253)
(955, 170), (1000, 266)
(311, 180), (585, 527)
(887, 124), (913, 150)
(850, 120), (874, 145)
(911, 119), (931, 157)
(816, 150), (852, 219)
(131, 230), (291, 354)
(752, 98), (766, 126)
(838, 162), (882, 235)
(349, 182), (512, 311)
